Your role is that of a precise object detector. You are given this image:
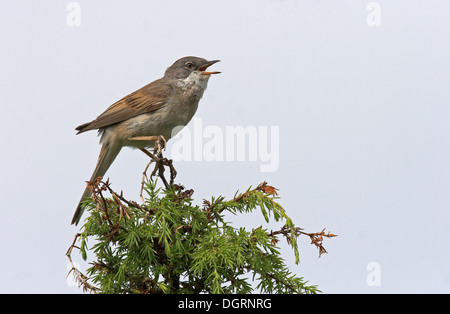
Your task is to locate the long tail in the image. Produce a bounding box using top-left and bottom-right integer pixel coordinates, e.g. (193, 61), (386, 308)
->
(72, 141), (121, 225)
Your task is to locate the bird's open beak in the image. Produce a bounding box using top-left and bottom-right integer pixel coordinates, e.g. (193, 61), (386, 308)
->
(198, 60), (221, 75)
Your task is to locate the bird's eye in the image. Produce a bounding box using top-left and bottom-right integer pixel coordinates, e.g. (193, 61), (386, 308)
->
(185, 62), (194, 69)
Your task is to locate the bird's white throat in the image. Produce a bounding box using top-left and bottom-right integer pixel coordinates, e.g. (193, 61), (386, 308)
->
(176, 71), (210, 92)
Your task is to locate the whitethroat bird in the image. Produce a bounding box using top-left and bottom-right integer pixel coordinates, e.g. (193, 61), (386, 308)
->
(72, 56), (220, 225)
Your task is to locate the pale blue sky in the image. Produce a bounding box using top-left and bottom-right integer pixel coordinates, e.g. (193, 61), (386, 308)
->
(1, 0), (449, 293)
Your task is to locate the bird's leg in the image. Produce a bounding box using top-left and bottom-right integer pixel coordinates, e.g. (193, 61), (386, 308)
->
(129, 135), (166, 155)
(155, 135), (167, 155)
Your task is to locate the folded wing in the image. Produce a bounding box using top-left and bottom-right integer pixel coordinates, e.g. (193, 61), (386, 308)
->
(76, 78), (172, 134)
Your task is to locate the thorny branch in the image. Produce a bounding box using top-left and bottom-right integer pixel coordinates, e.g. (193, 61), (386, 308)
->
(268, 227), (337, 258)
(65, 233), (100, 294)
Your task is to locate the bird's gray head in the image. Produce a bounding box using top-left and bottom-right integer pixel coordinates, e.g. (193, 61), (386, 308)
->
(164, 56), (220, 80)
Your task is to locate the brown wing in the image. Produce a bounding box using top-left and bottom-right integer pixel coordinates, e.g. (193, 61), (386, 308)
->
(76, 78), (172, 134)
